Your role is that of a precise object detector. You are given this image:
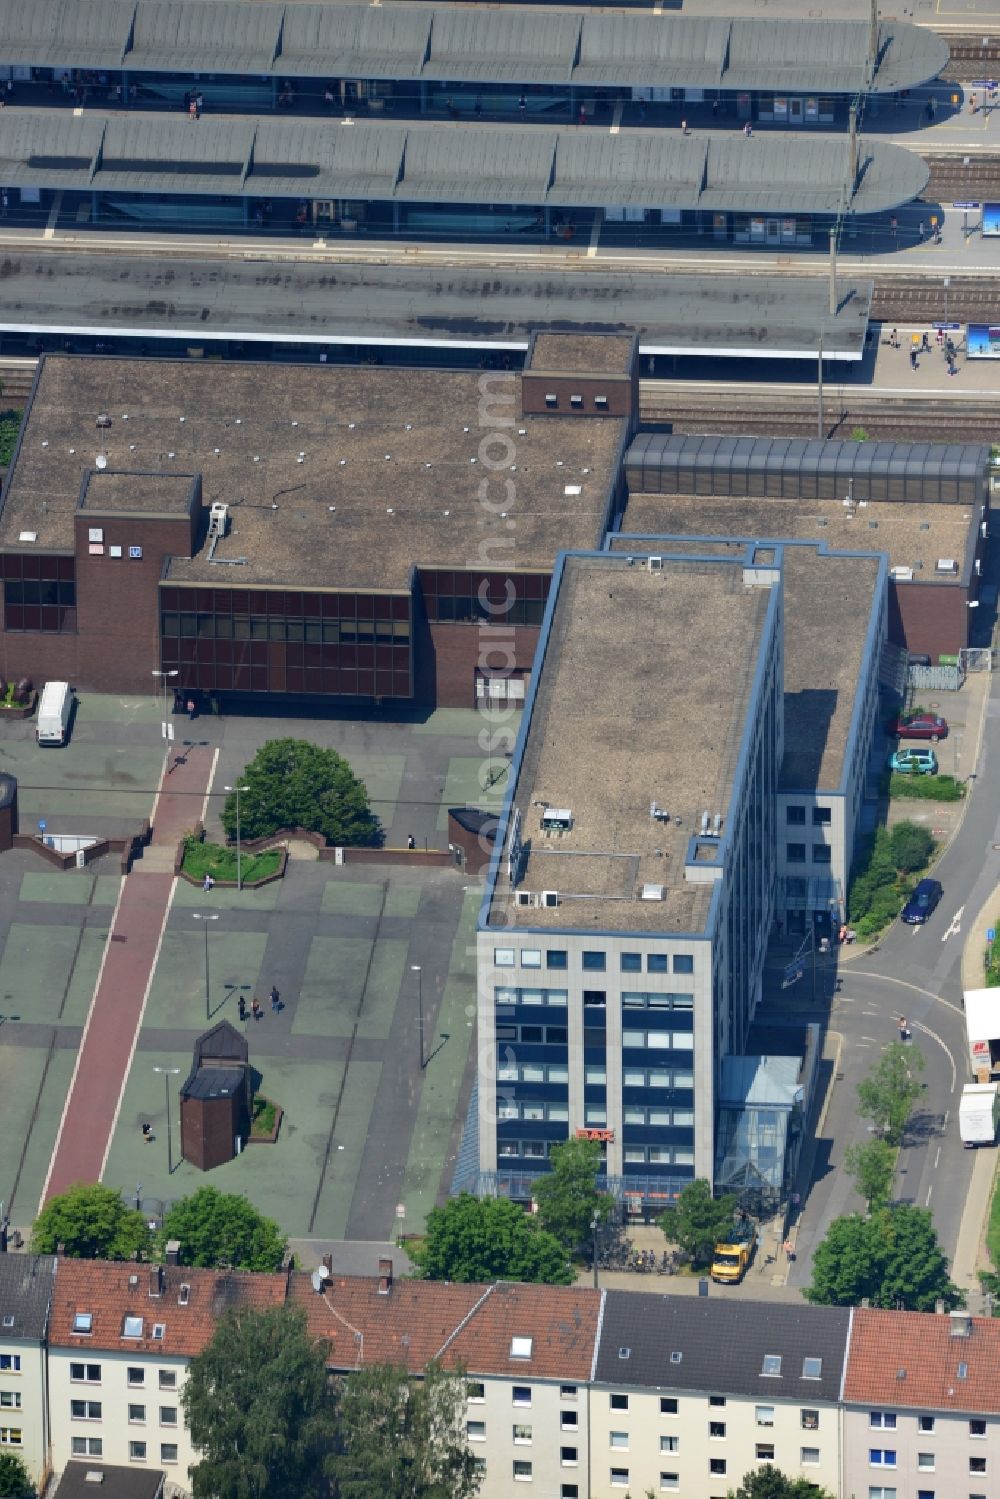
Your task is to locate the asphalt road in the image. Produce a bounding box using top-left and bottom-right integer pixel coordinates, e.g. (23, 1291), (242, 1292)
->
(772, 661), (1000, 1297)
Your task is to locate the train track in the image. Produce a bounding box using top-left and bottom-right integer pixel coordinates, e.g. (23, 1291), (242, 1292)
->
(940, 39), (1000, 82)
(922, 153), (1000, 204)
(639, 393), (1000, 441)
(870, 274), (1000, 324)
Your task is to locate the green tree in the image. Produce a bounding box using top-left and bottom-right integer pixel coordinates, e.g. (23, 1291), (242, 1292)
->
(533, 1138), (613, 1255)
(31, 1183), (151, 1261)
(0, 1452), (33, 1497)
(156, 1186), (287, 1272)
(329, 1361), (481, 1499)
(888, 821), (935, 874)
(221, 738), (381, 846)
(843, 1139), (896, 1213)
(183, 1303), (335, 1499)
(729, 1466), (835, 1499)
(805, 1206), (963, 1311)
(657, 1179), (737, 1268)
(857, 1042), (925, 1144)
(410, 1194), (572, 1285)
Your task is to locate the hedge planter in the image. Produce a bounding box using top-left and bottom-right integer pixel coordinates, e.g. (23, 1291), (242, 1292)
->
(247, 1095), (282, 1145)
(0, 692), (37, 721)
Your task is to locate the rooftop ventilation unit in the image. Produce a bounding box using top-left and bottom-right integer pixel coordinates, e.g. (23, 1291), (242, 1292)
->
(935, 557), (958, 574)
(516, 891), (539, 908)
(648, 556), (663, 573)
(541, 808), (573, 832)
(208, 502), (228, 540)
(641, 884), (665, 901)
(95, 453), (108, 471)
(95, 414), (111, 429)
(541, 890), (559, 908)
(889, 566), (913, 582)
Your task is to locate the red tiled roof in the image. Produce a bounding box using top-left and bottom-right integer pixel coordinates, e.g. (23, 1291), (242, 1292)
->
(49, 1258), (288, 1359)
(843, 1306), (1000, 1413)
(290, 1273), (601, 1380)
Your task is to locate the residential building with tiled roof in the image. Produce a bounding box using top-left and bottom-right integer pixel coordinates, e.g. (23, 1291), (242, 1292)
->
(842, 1305), (1000, 1499)
(0, 1254), (55, 1482)
(48, 1257), (288, 1487)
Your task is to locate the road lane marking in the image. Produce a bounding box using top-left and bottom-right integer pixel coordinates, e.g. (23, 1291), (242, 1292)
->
(909, 1015), (957, 1093)
(935, 1146), (942, 1168)
(942, 905), (964, 943)
(848, 970), (964, 1017)
(926, 1185), (933, 1206)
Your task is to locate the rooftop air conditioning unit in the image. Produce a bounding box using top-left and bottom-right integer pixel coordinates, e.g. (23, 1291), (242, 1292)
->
(541, 890), (559, 907)
(889, 566), (913, 582)
(648, 556), (663, 573)
(516, 891), (539, 908)
(541, 808), (573, 832)
(641, 884), (666, 901)
(935, 557), (958, 574)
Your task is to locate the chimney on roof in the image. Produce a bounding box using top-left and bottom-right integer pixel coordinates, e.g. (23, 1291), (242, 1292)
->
(322, 1254), (333, 1278)
(936, 1299), (946, 1315)
(164, 1240), (181, 1267)
(950, 1309), (973, 1338)
(378, 1257), (393, 1296)
(149, 1265), (164, 1299)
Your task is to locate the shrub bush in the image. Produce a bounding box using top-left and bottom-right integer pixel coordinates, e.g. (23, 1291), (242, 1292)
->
(889, 773), (965, 802)
(848, 821), (933, 938)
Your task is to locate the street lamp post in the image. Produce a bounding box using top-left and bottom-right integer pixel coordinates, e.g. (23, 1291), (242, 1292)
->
(193, 913), (220, 1020)
(411, 964), (425, 1069)
(152, 1066), (181, 1175)
(591, 1213), (600, 1290)
(224, 784), (249, 890)
(151, 668), (178, 740)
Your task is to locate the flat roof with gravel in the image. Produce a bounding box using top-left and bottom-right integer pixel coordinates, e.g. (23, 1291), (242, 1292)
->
(529, 332), (636, 375)
(2, 356), (627, 590)
(486, 552), (774, 935)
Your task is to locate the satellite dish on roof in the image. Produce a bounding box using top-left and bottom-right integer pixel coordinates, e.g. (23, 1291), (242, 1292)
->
(311, 1264), (330, 1293)
(95, 453), (108, 470)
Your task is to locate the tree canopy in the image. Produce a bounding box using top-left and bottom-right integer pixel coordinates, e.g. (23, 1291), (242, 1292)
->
(156, 1186), (287, 1272)
(805, 1205), (963, 1311)
(31, 1183), (151, 1261)
(183, 1304), (336, 1499)
(221, 738), (381, 847)
(0, 1452), (34, 1497)
(328, 1361), (482, 1499)
(410, 1193), (572, 1285)
(728, 1465), (835, 1499)
(658, 1179), (738, 1267)
(856, 1042), (925, 1145)
(533, 1137), (613, 1254)
(843, 1139), (896, 1213)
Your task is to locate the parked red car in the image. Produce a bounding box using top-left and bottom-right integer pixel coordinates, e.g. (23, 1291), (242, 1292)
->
(890, 712), (948, 742)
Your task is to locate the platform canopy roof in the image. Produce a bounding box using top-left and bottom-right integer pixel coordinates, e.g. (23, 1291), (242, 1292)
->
(0, 0), (950, 96)
(0, 112), (930, 217)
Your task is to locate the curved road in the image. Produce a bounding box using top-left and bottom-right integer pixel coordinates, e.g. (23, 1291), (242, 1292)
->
(786, 662), (1000, 1292)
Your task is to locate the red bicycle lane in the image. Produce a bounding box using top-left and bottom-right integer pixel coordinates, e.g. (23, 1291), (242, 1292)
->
(41, 743), (217, 1205)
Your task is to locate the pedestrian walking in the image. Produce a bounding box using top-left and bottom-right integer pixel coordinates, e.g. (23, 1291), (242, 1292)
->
(898, 1015), (908, 1041)
(680, 118), (689, 135)
(910, 349), (918, 371)
(407, 833), (415, 849)
(142, 1123), (152, 1142)
(921, 331), (930, 353)
(186, 697), (197, 720)
(743, 120), (752, 137)
(238, 994), (248, 1022)
(202, 873), (214, 892)
(270, 985), (281, 1013)
(195, 92), (204, 119)
(252, 998), (263, 1022)
(889, 214), (898, 239)
(519, 94), (527, 114)
(189, 97), (198, 121)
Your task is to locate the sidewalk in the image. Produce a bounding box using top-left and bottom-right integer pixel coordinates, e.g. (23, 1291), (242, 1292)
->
(40, 743), (217, 1205)
(952, 884), (1000, 1297)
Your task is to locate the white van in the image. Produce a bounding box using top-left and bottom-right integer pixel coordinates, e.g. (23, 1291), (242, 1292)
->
(36, 681), (73, 746)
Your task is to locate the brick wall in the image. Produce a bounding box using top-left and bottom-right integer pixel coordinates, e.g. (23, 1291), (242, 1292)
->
(420, 620), (542, 707)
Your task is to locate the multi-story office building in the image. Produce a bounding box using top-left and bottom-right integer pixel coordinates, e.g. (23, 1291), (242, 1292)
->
(477, 549), (785, 1209)
(0, 1254), (55, 1483)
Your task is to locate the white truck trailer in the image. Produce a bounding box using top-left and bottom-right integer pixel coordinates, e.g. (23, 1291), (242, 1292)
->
(959, 1083), (1000, 1147)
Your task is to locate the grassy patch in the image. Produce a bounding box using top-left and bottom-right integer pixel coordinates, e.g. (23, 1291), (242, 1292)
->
(888, 772), (965, 802)
(986, 924), (1000, 987)
(181, 836), (280, 885)
(0, 411), (22, 467)
(251, 1095), (278, 1137)
(988, 1170), (1000, 1268)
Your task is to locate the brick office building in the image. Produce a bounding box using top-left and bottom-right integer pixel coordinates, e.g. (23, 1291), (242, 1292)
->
(0, 335), (636, 708)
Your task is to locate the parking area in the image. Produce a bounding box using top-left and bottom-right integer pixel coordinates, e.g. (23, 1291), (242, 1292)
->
(0, 693), (510, 1238)
(885, 667), (990, 848)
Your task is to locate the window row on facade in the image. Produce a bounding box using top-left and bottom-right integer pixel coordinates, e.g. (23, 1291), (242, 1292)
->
(161, 612), (410, 644)
(494, 947), (696, 974)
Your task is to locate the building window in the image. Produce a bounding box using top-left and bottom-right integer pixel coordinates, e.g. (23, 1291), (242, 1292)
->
(547, 951), (568, 970)
(495, 949), (515, 967)
(561, 1411), (578, 1431)
(786, 805), (806, 824)
(661, 1436), (679, 1454)
(918, 1416), (935, 1433)
(467, 1422), (485, 1442)
(610, 1471), (629, 1489)
(801, 1448), (820, 1466)
(610, 1432), (629, 1450)
(0, 1357), (20, 1374)
(129, 1441), (147, 1461)
(870, 1413), (897, 1430)
(710, 1422), (726, 1439)
(128, 1405), (145, 1424)
(582, 952), (606, 972)
(709, 1396), (726, 1408)
(160, 1406), (177, 1426)
(647, 954), (668, 973)
(801, 1410), (819, 1430)
(867, 1489), (896, 1499)
(0, 1430), (21, 1449)
(560, 1386), (577, 1401)
(70, 1364), (101, 1383)
(71, 1400), (102, 1421)
(970, 1420), (987, 1437)
(661, 1398), (679, 1416)
(710, 1459), (727, 1476)
(1, 554), (77, 636)
(71, 1438), (102, 1456)
(512, 1387), (531, 1408)
(160, 1445), (178, 1464)
(561, 1488), (579, 1499)
(621, 953), (642, 973)
(756, 1407), (775, 1428)
(812, 807), (832, 825)
(802, 1358), (823, 1379)
(970, 1459), (987, 1475)
(159, 1371), (177, 1390)
(560, 1447), (578, 1467)
(513, 1425), (532, 1445)
(786, 843), (806, 863)
(521, 950), (541, 969)
(0, 1395), (20, 1411)
(917, 1455), (935, 1471)
(916, 1492), (934, 1499)
(513, 1460), (532, 1481)
(127, 1368), (145, 1387)
(468, 1382), (485, 1402)
(610, 1390), (629, 1410)
(870, 1451), (897, 1468)
(757, 1445), (775, 1461)
(660, 1476), (679, 1492)
(813, 845), (832, 864)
